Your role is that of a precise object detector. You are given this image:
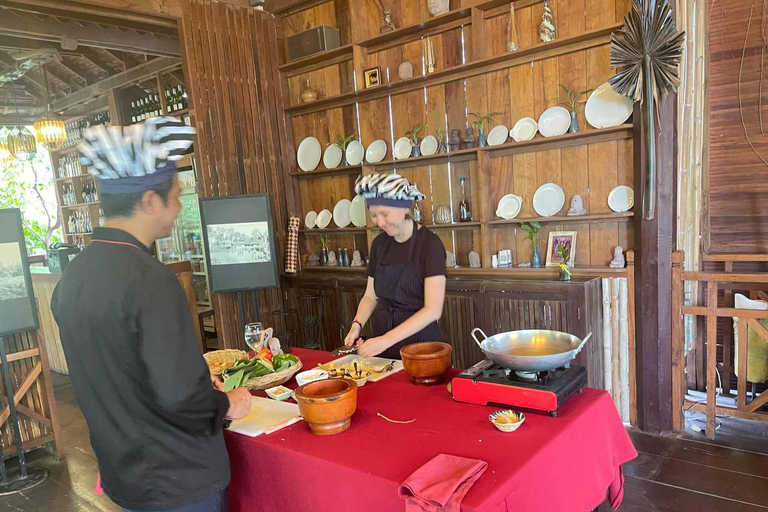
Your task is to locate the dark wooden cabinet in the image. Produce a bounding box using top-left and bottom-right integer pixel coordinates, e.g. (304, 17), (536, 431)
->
(282, 272), (604, 388)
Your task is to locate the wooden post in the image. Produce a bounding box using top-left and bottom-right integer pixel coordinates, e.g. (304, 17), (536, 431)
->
(737, 315), (748, 410)
(721, 261), (734, 396)
(602, 278), (613, 397)
(611, 278), (621, 411)
(671, 250), (685, 432)
(705, 280), (718, 439)
(470, 7), (486, 62)
(626, 250), (637, 425)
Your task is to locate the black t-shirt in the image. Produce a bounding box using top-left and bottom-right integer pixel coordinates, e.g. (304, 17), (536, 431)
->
(367, 224), (447, 278)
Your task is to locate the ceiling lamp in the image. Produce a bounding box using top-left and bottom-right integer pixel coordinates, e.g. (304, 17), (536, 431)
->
(8, 126), (37, 162)
(33, 65), (67, 151)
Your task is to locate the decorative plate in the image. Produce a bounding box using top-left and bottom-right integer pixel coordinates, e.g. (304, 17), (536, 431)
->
(333, 199), (352, 228)
(420, 135), (438, 156)
(296, 137), (322, 172)
(532, 183), (565, 217)
(607, 186), (634, 212)
(350, 195), (367, 227)
(346, 140), (365, 166)
(323, 144), (342, 169)
(585, 82), (633, 129)
(316, 209), (332, 229)
(393, 137), (413, 160)
(365, 139), (387, 163)
(510, 117), (538, 142)
(496, 194), (523, 219)
(487, 125), (509, 146)
(537, 107), (570, 138)
(304, 210), (317, 229)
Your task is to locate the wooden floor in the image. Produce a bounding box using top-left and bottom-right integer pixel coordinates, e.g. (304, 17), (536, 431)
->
(3, 373), (767, 512)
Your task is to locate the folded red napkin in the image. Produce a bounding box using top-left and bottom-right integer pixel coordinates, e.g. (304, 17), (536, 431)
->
(398, 454), (488, 512)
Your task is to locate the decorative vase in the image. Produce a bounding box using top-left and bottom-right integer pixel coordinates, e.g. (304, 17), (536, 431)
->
(539, 0), (556, 42)
(507, 1), (521, 52)
(559, 264), (571, 281)
(301, 79), (318, 103)
(531, 246), (542, 268)
(477, 126), (487, 147)
(341, 149), (349, 167)
(436, 205), (452, 224)
(411, 138), (421, 157)
(320, 248), (328, 266)
(568, 111), (580, 133)
(428, 0), (450, 17)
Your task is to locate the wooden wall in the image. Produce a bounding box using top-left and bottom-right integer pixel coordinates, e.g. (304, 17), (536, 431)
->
(709, 0), (768, 253)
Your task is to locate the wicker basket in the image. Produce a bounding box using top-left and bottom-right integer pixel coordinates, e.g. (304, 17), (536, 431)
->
(243, 358), (303, 390)
(204, 349), (249, 376)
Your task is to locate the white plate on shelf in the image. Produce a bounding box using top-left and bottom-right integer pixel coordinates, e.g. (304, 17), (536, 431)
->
(316, 209), (332, 229)
(537, 107), (571, 138)
(496, 194), (523, 219)
(346, 141), (365, 166)
(511, 117), (538, 142)
(296, 137), (322, 172)
(585, 82), (633, 129)
(323, 144), (343, 169)
(487, 125), (509, 146)
(333, 199), (352, 228)
(304, 210), (317, 229)
(350, 195), (367, 227)
(533, 183), (565, 217)
(420, 135), (438, 156)
(607, 186), (634, 212)
(394, 137), (413, 160)
(365, 140), (387, 163)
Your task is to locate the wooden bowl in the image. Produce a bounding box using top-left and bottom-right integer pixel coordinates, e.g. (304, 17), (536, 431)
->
(294, 378), (358, 435)
(400, 342), (452, 385)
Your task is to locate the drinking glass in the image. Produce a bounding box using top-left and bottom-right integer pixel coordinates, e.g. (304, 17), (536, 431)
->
(244, 322), (264, 351)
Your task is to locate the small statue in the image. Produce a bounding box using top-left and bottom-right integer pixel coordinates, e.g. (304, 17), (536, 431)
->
(351, 250), (364, 267)
(567, 194), (587, 216)
(469, 251), (481, 268)
(398, 61), (413, 80)
(446, 251), (456, 268)
(448, 129), (461, 152)
(463, 126), (475, 149)
(380, 9), (396, 33)
(436, 129), (447, 154)
(327, 250), (338, 267)
(610, 246), (626, 269)
(307, 254), (320, 266)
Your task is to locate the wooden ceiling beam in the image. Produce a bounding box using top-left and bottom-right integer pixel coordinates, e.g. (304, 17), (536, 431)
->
(60, 56), (104, 84)
(0, 51), (65, 99)
(4, 0), (180, 28)
(0, 9), (181, 57)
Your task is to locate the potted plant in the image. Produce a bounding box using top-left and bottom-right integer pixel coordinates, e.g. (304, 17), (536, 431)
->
(520, 221), (542, 268)
(553, 85), (592, 133)
(406, 122), (426, 157)
(331, 134), (356, 166)
(469, 112), (502, 147)
(318, 235), (329, 266)
(556, 242), (571, 281)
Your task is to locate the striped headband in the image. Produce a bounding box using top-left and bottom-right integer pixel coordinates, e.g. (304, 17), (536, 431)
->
(354, 172), (424, 208)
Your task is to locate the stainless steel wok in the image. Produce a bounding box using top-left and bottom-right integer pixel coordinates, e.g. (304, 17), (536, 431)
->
(471, 328), (592, 372)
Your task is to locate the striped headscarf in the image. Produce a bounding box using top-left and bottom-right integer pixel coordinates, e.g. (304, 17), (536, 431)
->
(354, 172), (424, 208)
(78, 117), (195, 194)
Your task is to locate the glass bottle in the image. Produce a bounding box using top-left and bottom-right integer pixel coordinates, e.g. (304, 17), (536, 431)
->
(507, 1), (521, 52)
(458, 177), (472, 222)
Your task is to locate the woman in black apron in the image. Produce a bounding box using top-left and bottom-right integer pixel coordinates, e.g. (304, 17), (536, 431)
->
(344, 173), (447, 359)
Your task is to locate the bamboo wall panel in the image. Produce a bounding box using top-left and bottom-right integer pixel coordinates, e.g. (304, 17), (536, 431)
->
(31, 277), (68, 375)
(180, 0), (291, 348)
(709, 0), (768, 253)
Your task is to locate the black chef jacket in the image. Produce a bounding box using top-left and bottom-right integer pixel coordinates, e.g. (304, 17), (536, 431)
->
(51, 228), (230, 511)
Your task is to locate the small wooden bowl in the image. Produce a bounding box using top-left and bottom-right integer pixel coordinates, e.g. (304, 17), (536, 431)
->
(400, 342), (452, 386)
(294, 378), (358, 435)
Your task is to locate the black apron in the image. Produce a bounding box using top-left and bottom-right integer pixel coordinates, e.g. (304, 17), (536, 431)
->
(373, 220), (442, 359)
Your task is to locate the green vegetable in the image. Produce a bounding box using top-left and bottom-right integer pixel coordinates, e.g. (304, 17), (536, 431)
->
(272, 353), (298, 372)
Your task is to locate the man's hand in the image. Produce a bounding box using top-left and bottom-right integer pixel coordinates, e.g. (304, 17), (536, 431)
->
(211, 372), (224, 392)
(225, 388), (252, 420)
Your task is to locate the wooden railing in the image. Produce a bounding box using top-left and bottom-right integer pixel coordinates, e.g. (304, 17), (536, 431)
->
(672, 251), (768, 438)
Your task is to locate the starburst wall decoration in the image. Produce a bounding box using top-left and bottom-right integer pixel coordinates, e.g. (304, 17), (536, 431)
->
(609, 0), (684, 221)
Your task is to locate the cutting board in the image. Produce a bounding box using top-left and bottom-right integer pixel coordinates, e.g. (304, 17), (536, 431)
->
(226, 396), (302, 437)
(321, 355), (404, 383)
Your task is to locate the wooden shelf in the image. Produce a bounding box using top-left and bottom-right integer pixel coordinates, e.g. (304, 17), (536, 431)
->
(66, 232), (93, 237)
(486, 212), (634, 226)
(299, 265), (627, 277)
(300, 227), (368, 234)
(270, 0), (333, 16)
(279, 45), (354, 77)
(366, 147), (477, 170)
(61, 202), (100, 210)
(168, 108), (190, 117)
(285, 23), (621, 116)
(301, 265), (366, 272)
(367, 222), (481, 231)
(56, 174), (92, 183)
(193, 271), (207, 276)
(290, 165), (363, 179)
(52, 145), (80, 156)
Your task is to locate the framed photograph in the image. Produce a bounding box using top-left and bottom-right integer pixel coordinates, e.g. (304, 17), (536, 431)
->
(364, 67), (381, 88)
(199, 194), (280, 293)
(0, 209), (38, 336)
(546, 231), (577, 267)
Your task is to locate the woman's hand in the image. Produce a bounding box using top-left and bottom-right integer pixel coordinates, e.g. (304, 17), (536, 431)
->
(344, 322), (362, 346)
(356, 336), (392, 358)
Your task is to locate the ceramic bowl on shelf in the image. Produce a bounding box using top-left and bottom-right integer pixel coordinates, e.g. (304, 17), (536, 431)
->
(394, 137), (413, 160)
(487, 125), (509, 146)
(323, 144), (343, 169)
(333, 199), (352, 228)
(511, 117), (538, 142)
(537, 107), (570, 137)
(400, 342), (452, 385)
(294, 378), (358, 435)
(349, 195), (367, 228)
(607, 186), (634, 212)
(585, 82), (633, 129)
(304, 210), (318, 229)
(316, 209), (332, 229)
(420, 135), (438, 156)
(365, 139), (387, 163)
(496, 194), (523, 219)
(346, 140), (365, 166)
(297, 137), (322, 171)
(295, 369), (329, 387)
(489, 410), (525, 432)
(532, 183), (565, 217)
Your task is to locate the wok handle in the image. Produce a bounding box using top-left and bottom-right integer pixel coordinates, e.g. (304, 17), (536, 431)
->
(575, 332), (593, 354)
(471, 328), (488, 349)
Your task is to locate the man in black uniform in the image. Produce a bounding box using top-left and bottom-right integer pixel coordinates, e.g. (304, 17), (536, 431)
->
(52, 119), (251, 512)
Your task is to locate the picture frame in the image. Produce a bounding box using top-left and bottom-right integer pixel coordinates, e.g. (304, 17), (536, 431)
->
(546, 231), (577, 267)
(0, 208), (38, 337)
(364, 67), (381, 88)
(199, 194), (280, 293)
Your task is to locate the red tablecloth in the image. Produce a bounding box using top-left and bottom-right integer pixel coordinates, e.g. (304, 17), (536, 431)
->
(225, 348), (637, 512)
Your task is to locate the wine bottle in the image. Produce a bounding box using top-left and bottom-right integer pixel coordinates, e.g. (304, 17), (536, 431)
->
(130, 101), (137, 123)
(459, 177), (472, 222)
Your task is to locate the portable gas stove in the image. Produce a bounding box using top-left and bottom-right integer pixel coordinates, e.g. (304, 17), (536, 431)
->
(451, 359), (587, 416)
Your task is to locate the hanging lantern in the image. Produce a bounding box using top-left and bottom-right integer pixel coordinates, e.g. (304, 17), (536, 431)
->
(0, 138), (12, 163)
(33, 110), (67, 151)
(8, 126), (37, 162)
